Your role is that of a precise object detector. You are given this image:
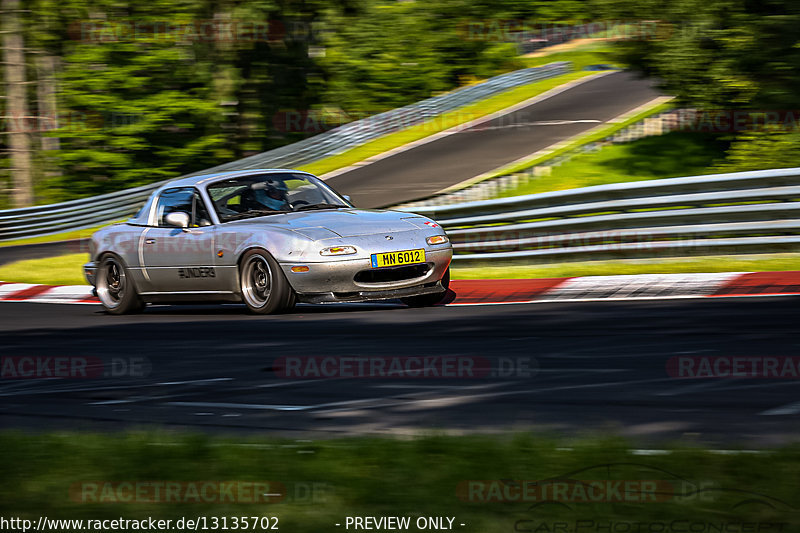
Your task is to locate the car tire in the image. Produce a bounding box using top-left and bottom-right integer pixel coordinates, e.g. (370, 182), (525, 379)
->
(402, 267), (450, 308)
(283, 290), (297, 313)
(239, 249), (295, 314)
(96, 254), (146, 315)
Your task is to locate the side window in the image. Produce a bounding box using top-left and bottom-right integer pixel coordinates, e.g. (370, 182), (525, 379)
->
(208, 186), (244, 213)
(155, 188), (212, 227)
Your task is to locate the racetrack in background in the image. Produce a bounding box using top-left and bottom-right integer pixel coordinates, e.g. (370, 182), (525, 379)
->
(326, 71), (662, 208)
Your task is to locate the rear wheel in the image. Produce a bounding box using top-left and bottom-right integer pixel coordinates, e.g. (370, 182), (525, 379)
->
(402, 267), (450, 308)
(239, 249), (295, 314)
(96, 254), (145, 315)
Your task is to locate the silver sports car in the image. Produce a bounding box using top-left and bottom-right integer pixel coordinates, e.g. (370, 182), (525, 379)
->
(83, 169), (452, 314)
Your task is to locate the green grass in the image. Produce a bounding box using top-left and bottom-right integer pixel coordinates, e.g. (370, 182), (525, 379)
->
(2, 252), (799, 287)
(451, 253), (800, 279)
(0, 252), (88, 285)
(497, 131), (730, 198)
(1, 431), (799, 532)
(298, 70), (601, 177)
(521, 42), (620, 70)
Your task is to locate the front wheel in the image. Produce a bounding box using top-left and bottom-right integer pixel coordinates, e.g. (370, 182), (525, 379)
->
(402, 267), (450, 308)
(96, 254), (145, 315)
(239, 249), (295, 314)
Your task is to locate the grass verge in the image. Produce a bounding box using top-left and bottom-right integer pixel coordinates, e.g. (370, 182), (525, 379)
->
(0, 252), (88, 285)
(2, 252), (799, 287)
(496, 131), (729, 198)
(1, 431), (798, 531)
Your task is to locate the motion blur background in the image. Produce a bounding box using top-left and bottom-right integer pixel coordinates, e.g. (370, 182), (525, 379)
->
(2, 0), (799, 208)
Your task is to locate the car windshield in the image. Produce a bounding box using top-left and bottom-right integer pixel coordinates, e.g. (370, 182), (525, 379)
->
(206, 173), (350, 223)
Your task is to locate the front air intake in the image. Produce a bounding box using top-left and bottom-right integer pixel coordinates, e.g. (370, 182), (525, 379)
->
(354, 264), (431, 284)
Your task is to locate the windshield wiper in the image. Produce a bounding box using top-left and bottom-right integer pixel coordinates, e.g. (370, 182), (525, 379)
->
(222, 209), (288, 221)
(293, 203), (348, 212)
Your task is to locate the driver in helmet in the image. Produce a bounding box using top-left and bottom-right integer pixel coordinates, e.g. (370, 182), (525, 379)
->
(251, 179), (289, 211)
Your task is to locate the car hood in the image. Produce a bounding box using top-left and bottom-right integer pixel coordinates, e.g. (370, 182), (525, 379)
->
(224, 209), (428, 239)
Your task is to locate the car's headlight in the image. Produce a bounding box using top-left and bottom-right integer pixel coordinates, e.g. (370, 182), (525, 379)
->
(320, 246), (357, 256)
(426, 235), (449, 245)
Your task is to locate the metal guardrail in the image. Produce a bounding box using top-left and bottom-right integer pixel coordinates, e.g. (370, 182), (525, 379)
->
(396, 168), (800, 262)
(0, 182), (157, 241)
(0, 62), (570, 241)
(2, 159), (799, 266)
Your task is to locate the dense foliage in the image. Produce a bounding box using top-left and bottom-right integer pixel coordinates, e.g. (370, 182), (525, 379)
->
(2, 0), (561, 206)
(2, 0), (799, 207)
(603, 0), (800, 172)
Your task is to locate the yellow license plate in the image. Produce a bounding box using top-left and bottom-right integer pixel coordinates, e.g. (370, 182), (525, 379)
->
(371, 249), (426, 268)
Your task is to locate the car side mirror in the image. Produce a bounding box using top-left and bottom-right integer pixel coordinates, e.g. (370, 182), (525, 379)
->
(343, 195), (352, 204)
(165, 211), (190, 229)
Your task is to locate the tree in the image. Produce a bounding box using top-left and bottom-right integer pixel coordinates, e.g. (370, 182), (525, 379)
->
(600, 0), (800, 109)
(715, 128), (800, 173)
(1, 0), (34, 207)
(319, 0), (525, 115)
(597, 0), (800, 171)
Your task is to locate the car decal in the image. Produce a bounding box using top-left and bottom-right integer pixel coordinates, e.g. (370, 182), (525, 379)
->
(178, 267), (216, 279)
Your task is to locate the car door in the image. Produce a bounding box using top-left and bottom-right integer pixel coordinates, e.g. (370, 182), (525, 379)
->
(140, 187), (221, 293)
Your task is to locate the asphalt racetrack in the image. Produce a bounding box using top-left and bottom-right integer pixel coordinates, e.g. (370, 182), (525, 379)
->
(326, 71), (662, 207)
(0, 239), (86, 266)
(1, 296), (799, 446)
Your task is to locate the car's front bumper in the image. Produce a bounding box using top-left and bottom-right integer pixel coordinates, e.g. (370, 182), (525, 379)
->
(298, 279), (446, 304)
(280, 247), (451, 302)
